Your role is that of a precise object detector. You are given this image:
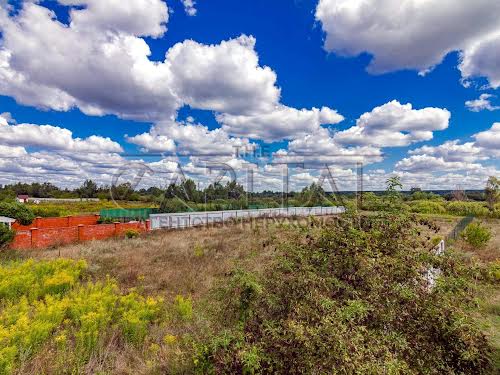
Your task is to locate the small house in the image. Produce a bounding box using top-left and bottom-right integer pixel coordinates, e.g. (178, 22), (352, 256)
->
(16, 194), (29, 204)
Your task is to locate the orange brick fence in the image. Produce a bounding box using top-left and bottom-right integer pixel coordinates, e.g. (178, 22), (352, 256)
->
(11, 219), (150, 249)
(12, 215), (100, 230)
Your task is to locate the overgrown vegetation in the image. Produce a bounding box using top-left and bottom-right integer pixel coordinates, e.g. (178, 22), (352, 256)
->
(462, 222), (492, 248)
(0, 259), (164, 374)
(0, 226), (14, 248)
(0, 202), (35, 225)
(196, 213), (494, 374)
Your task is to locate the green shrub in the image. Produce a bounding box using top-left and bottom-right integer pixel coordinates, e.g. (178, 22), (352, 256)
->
(0, 226), (15, 247)
(197, 214), (492, 374)
(409, 200), (447, 214)
(0, 202), (35, 225)
(446, 201), (489, 217)
(461, 222), (492, 248)
(31, 206), (62, 218)
(125, 229), (140, 239)
(97, 217), (115, 224)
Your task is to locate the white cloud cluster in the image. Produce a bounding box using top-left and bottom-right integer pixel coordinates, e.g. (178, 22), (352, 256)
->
(334, 100), (450, 147)
(0, 2), (344, 142)
(315, 0), (500, 87)
(181, 0), (197, 16)
(167, 36), (279, 116)
(409, 141), (486, 163)
(128, 119), (253, 156)
(396, 155), (482, 173)
(474, 122), (500, 153)
(125, 133), (176, 153)
(0, 115), (122, 153)
(217, 105), (344, 141)
(0, 4), (262, 120)
(465, 94), (499, 112)
(396, 122), (500, 174)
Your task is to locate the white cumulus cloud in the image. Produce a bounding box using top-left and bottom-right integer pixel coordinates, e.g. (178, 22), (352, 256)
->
(465, 94), (499, 112)
(315, 0), (500, 87)
(334, 100), (450, 147)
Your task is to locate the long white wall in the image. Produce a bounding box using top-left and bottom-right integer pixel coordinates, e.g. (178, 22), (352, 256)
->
(149, 206), (345, 230)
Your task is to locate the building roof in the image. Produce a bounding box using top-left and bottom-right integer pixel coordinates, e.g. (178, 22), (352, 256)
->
(0, 216), (16, 223)
(17, 194), (29, 199)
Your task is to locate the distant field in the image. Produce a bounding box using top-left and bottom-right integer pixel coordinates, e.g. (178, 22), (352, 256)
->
(26, 200), (157, 217)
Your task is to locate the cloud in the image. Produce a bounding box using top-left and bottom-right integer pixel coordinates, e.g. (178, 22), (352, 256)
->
(125, 133), (176, 153)
(0, 1), (177, 120)
(465, 93), (500, 112)
(273, 127), (383, 167)
(409, 140), (488, 163)
(217, 105), (344, 141)
(315, 0), (500, 87)
(181, 0), (197, 16)
(0, 145), (27, 158)
(473, 122), (500, 152)
(0, 4), (283, 123)
(395, 155), (482, 173)
(459, 33), (500, 89)
(128, 119), (253, 156)
(0, 116), (123, 153)
(58, 0), (169, 37)
(334, 100), (450, 147)
(167, 36), (280, 116)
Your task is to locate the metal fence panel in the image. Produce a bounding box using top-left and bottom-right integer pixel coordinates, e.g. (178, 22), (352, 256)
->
(149, 206), (345, 230)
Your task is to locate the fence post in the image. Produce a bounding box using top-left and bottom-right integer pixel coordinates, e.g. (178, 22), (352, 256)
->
(30, 227), (38, 248)
(145, 219), (151, 231)
(77, 224), (84, 241)
(114, 222), (121, 237)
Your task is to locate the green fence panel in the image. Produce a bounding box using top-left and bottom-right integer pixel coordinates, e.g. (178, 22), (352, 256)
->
(99, 208), (157, 220)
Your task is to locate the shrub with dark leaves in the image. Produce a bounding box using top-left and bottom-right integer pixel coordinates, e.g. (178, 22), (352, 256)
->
(196, 213), (492, 374)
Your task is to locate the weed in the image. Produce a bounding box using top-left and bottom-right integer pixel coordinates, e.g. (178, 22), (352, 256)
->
(462, 222), (492, 248)
(125, 229), (140, 239)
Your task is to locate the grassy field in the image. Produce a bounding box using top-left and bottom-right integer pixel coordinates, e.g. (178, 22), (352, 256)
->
(27, 201), (157, 217)
(1, 214), (499, 373)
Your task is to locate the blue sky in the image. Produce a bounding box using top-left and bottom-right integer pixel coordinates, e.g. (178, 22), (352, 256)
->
(0, 0), (498, 191)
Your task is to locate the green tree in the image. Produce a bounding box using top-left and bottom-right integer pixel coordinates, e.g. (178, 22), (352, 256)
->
(485, 176), (499, 211)
(78, 179), (98, 198)
(384, 176), (403, 211)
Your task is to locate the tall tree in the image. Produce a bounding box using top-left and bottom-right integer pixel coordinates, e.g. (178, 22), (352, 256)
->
(485, 176), (499, 211)
(78, 179), (98, 198)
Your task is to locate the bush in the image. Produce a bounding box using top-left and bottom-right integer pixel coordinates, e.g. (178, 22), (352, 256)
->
(97, 217), (115, 224)
(0, 202), (35, 225)
(31, 206), (62, 217)
(446, 201), (489, 217)
(409, 200), (447, 214)
(0, 225), (15, 247)
(197, 214), (492, 374)
(461, 222), (491, 248)
(125, 229), (140, 239)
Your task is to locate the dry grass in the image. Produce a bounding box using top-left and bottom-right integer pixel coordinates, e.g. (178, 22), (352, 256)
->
(28, 219), (287, 301)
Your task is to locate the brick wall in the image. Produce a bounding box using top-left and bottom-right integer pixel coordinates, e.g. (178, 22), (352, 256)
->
(32, 227), (79, 249)
(11, 220), (149, 249)
(11, 230), (31, 249)
(12, 215), (100, 231)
